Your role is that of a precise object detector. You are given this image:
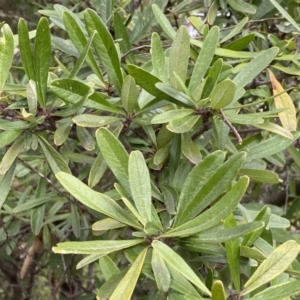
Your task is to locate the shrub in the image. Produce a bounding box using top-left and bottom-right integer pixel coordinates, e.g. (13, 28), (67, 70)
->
(1, 1), (300, 299)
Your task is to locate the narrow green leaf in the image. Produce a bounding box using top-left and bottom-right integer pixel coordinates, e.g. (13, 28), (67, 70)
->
(151, 32), (165, 80)
(54, 118), (73, 146)
(114, 13), (134, 63)
(225, 112), (264, 125)
(99, 255), (119, 281)
(0, 135), (25, 175)
(0, 130), (21, 149)
(239, 169), (282, 184)
(151, 109), (194, 124)
(175, 150), (225, 226)
(73, 114), (119, 128)
(121, 75), (138, 113)
(84, 9), (123, 94)
(56, 172), (141, 229)
(181, 132), (202, 164)
(0, 160), (16, 209)
(169, 26), (190, 90)
(92, 218), (125, 233)
(176, 152), (246, 226)
(129, 151), (152, 224)
(167, 115), (200, 134)
(71, 203), (81, 238)
(270, 0), (300, 32)
(212, 280), (226, 300)
(233, 47), (279, 94)
(63, 11), (104, 83)
(110, 247), (148, 300)
(152, 241), (211, 296)
(34, 17), (51, 107)
(152, 249), (171, 292)
(254, 121), (293, 139)
(225, 214), (241, 291)
(152, 4), (176, 40)
(26, 80), (37, 115)
(18, 19), (35, 81)
(13, 196), (52, 213)
(248, 279), (300, 300)
(130, 0), (168, 43)
(0, 24), (14, 91)
(220, 17), (248, 43)
(227, 0), (256, 14)
(211, 79), (236, 109)
(37, 134), (71, 174)
(246, 132), (300, 162)
(76, 254), (103, 270)
(187, 221), (264, 243)
(189, 26), (220, 93)
(96, 128), (130, 191)
(164, 176), (249, 237)
(53, 239), (144, 255)
(31, 204), (45, 235)
(156, 83), (196, 107)
(242, 241), (300, 295)
(88, 152), (107, 188)
(287, 145), (300, 170)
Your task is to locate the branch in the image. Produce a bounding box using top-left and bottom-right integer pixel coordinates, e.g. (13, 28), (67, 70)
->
(220, 109), (243, 145)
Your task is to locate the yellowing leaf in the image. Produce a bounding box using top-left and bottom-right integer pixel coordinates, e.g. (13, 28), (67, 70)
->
(268, 69), (297, 131)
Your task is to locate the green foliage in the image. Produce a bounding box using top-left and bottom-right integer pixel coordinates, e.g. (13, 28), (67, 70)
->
(1, 0), (300, 299)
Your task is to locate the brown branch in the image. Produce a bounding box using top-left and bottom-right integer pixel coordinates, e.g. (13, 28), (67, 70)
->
(220, 109), (243, 145)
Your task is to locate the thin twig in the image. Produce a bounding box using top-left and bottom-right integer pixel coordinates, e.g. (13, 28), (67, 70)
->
(220, 109), (243, 145)
(18, 157), (95, 220)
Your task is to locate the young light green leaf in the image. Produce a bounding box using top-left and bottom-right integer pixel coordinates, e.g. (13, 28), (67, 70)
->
(53, 239), (144, 255)
(84, 9), (123, 94)
(54, 118), (73, 146)
(37, 134), (71, 174)
(92, 218), (125, 234)
(175, 151), (246, 226)
(0, 160), (16, 209)
(0, 130), (21, 148)
(76, 254), (103, 270)
(34, 17), (51, 107)
(175, 150), (225, 226)
(246, 132), (300, 162)
(212, 280), (226, 300)
(63, 11), (104, 83)
(110, 247), (148, 300)
(189, 26), (220, 93)
(211, 79), (236, 109)
(242, 240), (300, 295)
(26, 80), (37, 115)
(0, 24), (14, 92)
(169, 26), (190, 90)
(225, 214), (241, 291)
(99, 255), (119, 281)
(167, 115), (200, 134)
(152, 248), (171, 292)
(152, 240), (211, 296)
(151, 32), (165, 80)
(129, 151), (152, 224)
(55, 172), (141, 229)
(96, 128), (130, 191)
(233, 47), (279, 95)
(181, 132), (202, 164)
(18, 19), (35, 81)
(248, 279), (300, 300)
(165, 176), (249, 237)
(76, 126), (96, 151)
(0, 135), (25, 176)
(121, 75), (138, 113)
